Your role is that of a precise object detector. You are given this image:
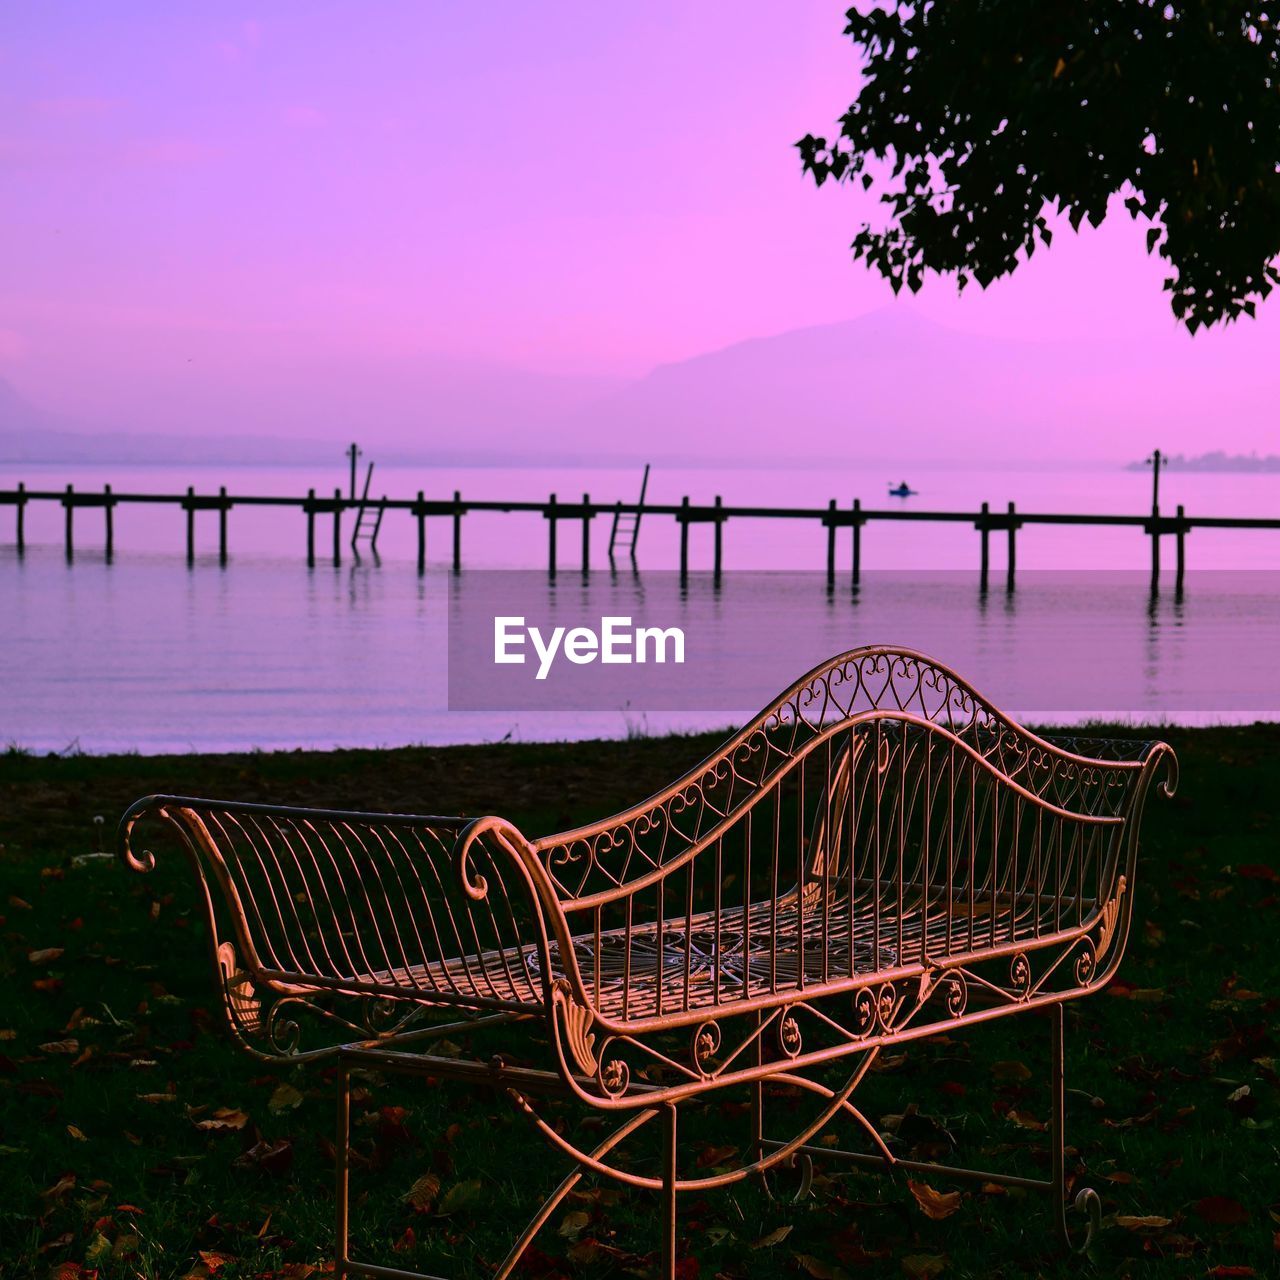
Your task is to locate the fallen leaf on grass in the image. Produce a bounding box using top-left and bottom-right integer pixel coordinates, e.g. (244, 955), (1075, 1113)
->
(437, 1179), (483, 1215)
(66, 1125), (87, 1142)
(1206, 1267), (1256, 1278)
(566, 1238), (635, 1267)
(794, 1254), (850, 1280)
(907, 1180), (962, 1221)
(198, 1251), (235, 1274)
(194, 1107), (249, 1133)
(1235, 864), (1278, 882)
(991, 1060), (1031, 1083)
(40, 1039), (80, 1055)
(695, 1143), (738, 1168)
(754, 1225), (792, 1248)
(902, 1255), (947, 1279)
(84, 1233), (112, 1267)
(232, 1137), (293, 1175)
(557, 1209), (590, 1239)
(1103, 1108), (1159, 1130)
(1114, 1215), (1173, 1230)
(28, 948), (64, 964)
(1006, 1110), (1047, 1132)
(268, 1082), (304, 1112)
(402, 1172), (441, 1212)
(1195, 1196), (1249, 1226)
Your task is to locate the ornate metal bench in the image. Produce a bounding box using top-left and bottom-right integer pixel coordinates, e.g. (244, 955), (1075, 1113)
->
(118, 647), (1176, 1278)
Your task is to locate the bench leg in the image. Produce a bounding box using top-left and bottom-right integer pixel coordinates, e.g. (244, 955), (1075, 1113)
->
(1049, 1003), (1101, 1253)
(661, 1103), (678, 1280)
(749, 1010), (765, 1177)
(336, 1057), (351, 1277)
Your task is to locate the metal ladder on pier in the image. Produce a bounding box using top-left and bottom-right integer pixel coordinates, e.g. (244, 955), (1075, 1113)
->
(350, 462), (387, 555)
(608, 463), (650, 561)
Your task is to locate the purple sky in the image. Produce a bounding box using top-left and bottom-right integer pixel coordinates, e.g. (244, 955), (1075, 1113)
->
(2, 3), (1277, 458)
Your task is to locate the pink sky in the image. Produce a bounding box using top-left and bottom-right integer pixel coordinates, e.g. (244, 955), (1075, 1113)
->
(2, 3), (1277, 456)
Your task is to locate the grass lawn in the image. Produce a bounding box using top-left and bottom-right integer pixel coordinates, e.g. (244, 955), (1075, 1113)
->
(0, 726), (1277, 1280)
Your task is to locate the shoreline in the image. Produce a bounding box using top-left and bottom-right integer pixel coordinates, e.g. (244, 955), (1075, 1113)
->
(4, 717), (1279, 764)
(3, 724), (1275, 861)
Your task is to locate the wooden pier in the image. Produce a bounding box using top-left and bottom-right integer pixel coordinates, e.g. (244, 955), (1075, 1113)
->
(3, 480), (1277, 592)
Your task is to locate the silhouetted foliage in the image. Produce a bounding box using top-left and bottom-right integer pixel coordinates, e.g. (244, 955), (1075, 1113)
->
(798, 3), (1280, 330)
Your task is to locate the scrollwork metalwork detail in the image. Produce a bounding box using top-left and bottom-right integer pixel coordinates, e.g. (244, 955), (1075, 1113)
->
(778, 1010), (803, 1058)
(1009, 952), (1032, 1001)
(1074, 938), (1097, 987)
(692, 1020), (721, 1076)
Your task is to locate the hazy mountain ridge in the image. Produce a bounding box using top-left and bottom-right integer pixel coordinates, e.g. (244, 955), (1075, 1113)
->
(570, 309), (1279, 465)
(4, 307), (1278, 466)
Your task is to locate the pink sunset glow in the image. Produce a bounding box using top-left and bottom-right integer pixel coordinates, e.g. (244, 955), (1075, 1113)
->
(1, 3), (1277, 463)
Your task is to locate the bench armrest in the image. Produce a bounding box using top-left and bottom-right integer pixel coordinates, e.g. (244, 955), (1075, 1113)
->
(118, 796), (573, 1058)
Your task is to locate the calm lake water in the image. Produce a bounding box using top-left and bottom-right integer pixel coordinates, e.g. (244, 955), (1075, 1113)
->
(2, 461), (1279, 753)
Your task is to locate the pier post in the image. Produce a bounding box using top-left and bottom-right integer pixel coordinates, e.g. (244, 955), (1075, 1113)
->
(679, 496), (689, 584)
(218, 487), (228, 565)
(581, 492), (590, 573)
(826, 499), (837, 589)
(65, 484), (74, 561)
(186, 486), (196, 565)
(1006, 501), (1017, 593)
(1150, 523), (1160, 593)
(306, 489), (316, 567)
(979, 501), (989, 592)
(416, 491), (426, 575)
(1175, 504), (1186, 596)
(452, 491), (461, 575)
(852, 498), (861, 588)
(548, 493), (557, 577)
(713, 495), (723, 585)
(332, 488), (342, 566)
(15, 481), (25, 553)
(104, 485), (114, 562)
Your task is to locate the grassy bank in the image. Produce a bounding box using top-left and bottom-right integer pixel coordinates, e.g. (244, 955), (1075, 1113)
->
(1, 727), (1277, 1279)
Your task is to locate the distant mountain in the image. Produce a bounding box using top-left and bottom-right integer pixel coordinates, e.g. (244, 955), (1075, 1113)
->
(0, 376), (333, 464)
(5, 306), (1279, 467)
(565, 308), (1280, 465)
(0, 376), (65, 434)
(0, 363), (625, 466)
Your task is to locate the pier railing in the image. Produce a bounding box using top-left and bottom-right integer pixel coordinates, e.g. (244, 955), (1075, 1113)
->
(3, 481), (1277, 591)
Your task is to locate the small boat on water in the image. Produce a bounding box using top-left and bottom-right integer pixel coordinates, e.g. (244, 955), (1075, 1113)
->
(888, 481), (917, 498)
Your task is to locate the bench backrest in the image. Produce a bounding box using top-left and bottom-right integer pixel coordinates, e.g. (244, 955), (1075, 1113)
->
(533, 647), (1154, 904)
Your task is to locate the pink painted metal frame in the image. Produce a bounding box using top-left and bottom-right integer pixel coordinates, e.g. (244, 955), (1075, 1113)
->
(119, 647), (1176, 1277)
